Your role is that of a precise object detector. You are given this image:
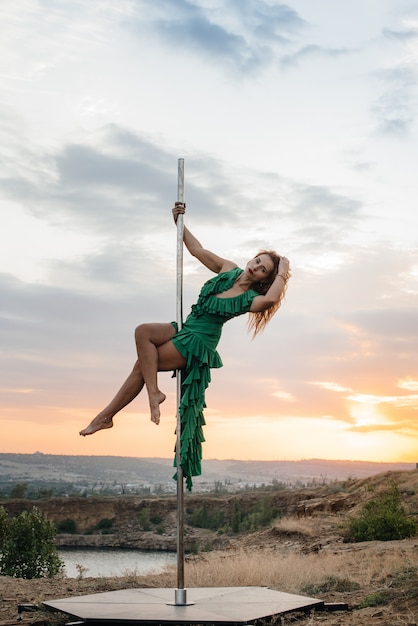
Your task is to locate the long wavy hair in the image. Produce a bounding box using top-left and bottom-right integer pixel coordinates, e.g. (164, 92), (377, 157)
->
(247, 250), (290, 338)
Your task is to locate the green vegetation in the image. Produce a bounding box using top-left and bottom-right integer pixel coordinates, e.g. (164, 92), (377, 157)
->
(86, 518), (114, 534)
(0, 506), (63, 579)
(138, 508), (151, 531)
(57, 518), (78, 533)
(388, 566), (418, 601)
(302, 575), (361, 595)
(10, 482), (28, 498)
(241, 496), (281, 531)
(347, 483), (417, 542)
(137, 510), (166, 533)
(191, 503), (225, 530)
(96, 518), (113, 530)
(358, 590), (392, 608)
(0, 506), (8, 544)
(189, 496), (283, 533)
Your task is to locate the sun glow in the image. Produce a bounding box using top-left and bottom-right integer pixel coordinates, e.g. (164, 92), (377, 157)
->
(349, 403), (383, 429)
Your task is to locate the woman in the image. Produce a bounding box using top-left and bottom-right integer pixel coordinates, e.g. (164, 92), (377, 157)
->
(80, 202), (290, 488)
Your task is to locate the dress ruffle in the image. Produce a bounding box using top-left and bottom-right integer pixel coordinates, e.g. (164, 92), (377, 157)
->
(193, 268), (258, 318)
(172, 267), (258, 490)
(172, 326), (221, 490)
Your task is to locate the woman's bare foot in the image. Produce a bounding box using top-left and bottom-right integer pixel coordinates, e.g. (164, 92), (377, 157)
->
(79, 414), (114, 436)
(149, 391), (166, 425)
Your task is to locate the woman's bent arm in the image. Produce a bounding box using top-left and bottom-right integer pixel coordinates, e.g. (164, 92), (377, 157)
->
(183, 225), (236, 273)
(173, 203), (235, 274)
(250, 257), (290, 312)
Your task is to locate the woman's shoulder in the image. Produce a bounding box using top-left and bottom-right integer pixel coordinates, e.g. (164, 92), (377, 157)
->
(199, 266), (242, 296)
(219, 261), (238, 273)
(221, 265), (240, 276)
(216, 266), (242, 283)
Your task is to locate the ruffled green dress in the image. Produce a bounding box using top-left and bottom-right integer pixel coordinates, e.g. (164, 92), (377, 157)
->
(172, 267), (258, 489)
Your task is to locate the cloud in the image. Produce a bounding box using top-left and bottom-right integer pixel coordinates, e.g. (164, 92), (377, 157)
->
(383, 27), (418, 42)
(347, 420), (418, 434)
(0, 1), (132, 90)
(398, 378), (418, 391)
(287, 182), (362, 252)
(280, 44), (349, 68)
(348, 309), (418, 344)
(0, 269), (173, 420)
(373, 101), (414, 135)
(312, 382), (353, 393)
(371, 63), (418, 136)
(1, 123), (242, 247)
(347, 392), (418, 408)
(128, 0), (304, 74)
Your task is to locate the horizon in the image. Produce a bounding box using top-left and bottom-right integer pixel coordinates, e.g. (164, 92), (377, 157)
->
(1, 451), (415, 466)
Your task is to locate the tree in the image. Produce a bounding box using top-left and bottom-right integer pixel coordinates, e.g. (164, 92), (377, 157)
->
(10, 483), (28, 498)
(138, 507), (151, 531)
(0, 506), (64, 579)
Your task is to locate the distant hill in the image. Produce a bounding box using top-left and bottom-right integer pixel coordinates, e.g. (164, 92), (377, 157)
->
(0, 453), (414, 494)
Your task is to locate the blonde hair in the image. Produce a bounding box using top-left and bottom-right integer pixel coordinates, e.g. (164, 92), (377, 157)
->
(247, 250), (290, 338)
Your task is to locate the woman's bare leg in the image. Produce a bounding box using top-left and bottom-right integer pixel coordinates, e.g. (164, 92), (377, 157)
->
(79, 360), (145, 436)
(135, 323), (186, 425)
(79, 323), (186, 435)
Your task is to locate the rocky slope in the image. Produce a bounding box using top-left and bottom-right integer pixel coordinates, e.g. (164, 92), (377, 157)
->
(0, 476), (360, 551)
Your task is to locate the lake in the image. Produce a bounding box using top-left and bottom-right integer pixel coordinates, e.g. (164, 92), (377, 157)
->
(59, 548), (177, 578)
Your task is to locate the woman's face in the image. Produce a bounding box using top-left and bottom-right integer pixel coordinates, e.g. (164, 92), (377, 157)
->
(245, 253), (274, 282)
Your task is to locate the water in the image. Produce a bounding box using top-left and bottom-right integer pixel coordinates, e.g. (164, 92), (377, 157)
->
(59, 548), (176, 578)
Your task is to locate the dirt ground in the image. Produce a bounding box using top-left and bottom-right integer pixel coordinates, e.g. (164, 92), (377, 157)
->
(1, 540), (418, 626)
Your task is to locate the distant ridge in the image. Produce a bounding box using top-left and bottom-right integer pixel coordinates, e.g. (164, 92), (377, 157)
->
(0, 453), (414, 492)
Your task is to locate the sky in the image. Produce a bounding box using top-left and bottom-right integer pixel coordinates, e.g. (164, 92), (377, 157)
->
(1, 0), (418, 467)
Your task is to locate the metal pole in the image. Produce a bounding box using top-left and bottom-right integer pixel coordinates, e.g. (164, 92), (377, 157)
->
(173, 158), (190, 606)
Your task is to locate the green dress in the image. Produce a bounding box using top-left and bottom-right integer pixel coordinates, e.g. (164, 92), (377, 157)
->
(172, 267), (258, 489)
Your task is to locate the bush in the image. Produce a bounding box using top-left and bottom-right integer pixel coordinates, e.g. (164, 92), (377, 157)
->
(138, 508), (151, 531)
(10, 483), (28, 498)
(190, 503), (225, 530)
(189, 496), (283, 534)
(86, 518), (114, 534)
(57, 518), (78, 534)
(0, 506), (64, 579)
(96, 518), (113, 530)
(303, 575), (360, 595)
(347, 483), (417, 542)
(358, 591), (392, 608)
(240, 496), (281, 532)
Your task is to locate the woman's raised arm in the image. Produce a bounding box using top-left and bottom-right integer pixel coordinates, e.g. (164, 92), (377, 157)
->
(172, 203), (236, 274)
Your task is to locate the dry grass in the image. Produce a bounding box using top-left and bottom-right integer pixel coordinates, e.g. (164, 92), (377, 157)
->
(272, 516), (316, 537)
(179, 545), (417, 594)
(273, 517), (315, 539)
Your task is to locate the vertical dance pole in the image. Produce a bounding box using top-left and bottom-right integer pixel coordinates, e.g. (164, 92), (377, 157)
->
(173, 158), (189, 606)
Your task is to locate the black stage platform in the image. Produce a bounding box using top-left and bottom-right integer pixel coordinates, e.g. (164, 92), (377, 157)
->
(43, 586), (323, 625)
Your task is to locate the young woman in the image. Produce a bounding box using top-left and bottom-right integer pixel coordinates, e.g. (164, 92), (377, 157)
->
(80, 202), (290, 488)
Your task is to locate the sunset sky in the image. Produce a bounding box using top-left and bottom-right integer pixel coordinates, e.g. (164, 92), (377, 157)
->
(1, 0), (418, 466)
